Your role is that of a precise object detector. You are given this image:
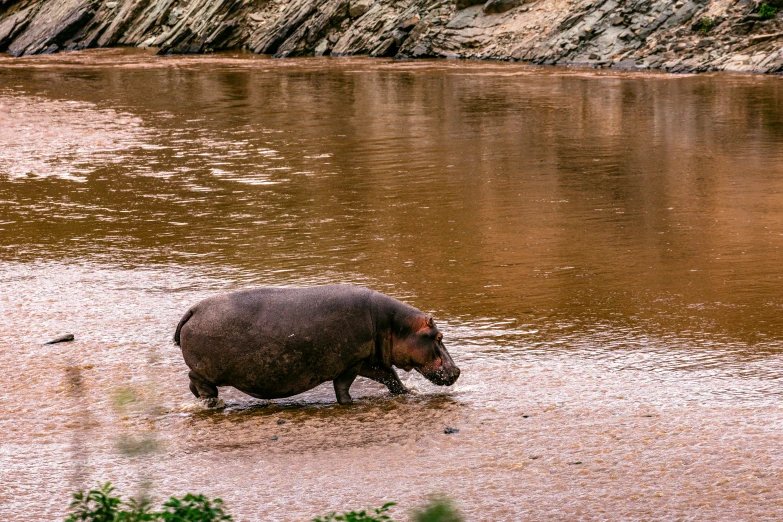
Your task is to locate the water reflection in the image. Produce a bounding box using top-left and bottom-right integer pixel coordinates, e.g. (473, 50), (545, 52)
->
(2, 51), (783, 380)
(2, 54), (782, 347)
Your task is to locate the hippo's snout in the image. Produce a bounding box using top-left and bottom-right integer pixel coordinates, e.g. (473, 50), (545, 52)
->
(420, 363), (461, 386)
(440, 365), (460, 386)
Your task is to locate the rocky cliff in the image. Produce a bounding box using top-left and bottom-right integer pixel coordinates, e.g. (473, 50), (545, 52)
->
(1, 0), (782, 72)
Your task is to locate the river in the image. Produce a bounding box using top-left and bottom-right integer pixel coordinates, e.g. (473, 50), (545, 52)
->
(1, 48), (783, 521)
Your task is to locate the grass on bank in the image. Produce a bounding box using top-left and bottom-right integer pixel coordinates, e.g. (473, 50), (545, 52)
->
(65, 483), (463, 522)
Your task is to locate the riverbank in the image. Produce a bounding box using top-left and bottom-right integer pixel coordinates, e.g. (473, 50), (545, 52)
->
(1, 0), (782, 73)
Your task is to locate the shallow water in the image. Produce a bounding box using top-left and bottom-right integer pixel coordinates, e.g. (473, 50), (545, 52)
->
(2, 49), (783, 520)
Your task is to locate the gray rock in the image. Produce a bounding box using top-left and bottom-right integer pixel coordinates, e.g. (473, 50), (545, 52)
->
(559, 12), (586, 31)
(0, 6), (33, 53)
(666, 1), (701, 29)
(370, 36), (396, 56)
(748, 32), (783, 45)
(391, 29), (408, 46)
(7, 1), (95, 57)
(610, 15), (626, 25)
(446, 8), (479, 29)
(349, 0), (372, 19)
(314, 37), (330, 54)
(273, 0), (349, 58)
(251, 0), (319, 54)
(398, 13), (420, 31)
(44, 333), (75, 345)
(0, 0), (780, 75)
(167, 8), (183, 27)
(615, 58), (639, 68)
(483, 0), (523, 14)
(456, 0), (484, 10)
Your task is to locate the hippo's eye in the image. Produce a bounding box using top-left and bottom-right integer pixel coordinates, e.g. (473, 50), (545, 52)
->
(436, 334), (443, 342)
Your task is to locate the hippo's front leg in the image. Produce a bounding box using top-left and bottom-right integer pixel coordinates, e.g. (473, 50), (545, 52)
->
(359, 364), (408, 395)
(333, 362), (363, 405)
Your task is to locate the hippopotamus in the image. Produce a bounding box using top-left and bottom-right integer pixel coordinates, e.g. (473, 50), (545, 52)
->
(173, 285), (460, 405)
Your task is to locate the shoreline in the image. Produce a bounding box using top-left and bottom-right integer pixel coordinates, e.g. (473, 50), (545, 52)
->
(1, 0), (783, 74)
(0, 45), (779, 78)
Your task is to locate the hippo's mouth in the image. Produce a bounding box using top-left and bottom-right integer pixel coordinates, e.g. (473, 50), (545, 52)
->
(417, 366), (461, 386)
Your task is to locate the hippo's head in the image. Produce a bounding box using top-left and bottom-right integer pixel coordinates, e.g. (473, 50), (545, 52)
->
(393, 316), (460, 386)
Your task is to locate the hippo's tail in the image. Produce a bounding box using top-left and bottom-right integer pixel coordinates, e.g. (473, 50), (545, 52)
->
(173, 309), (194, 346)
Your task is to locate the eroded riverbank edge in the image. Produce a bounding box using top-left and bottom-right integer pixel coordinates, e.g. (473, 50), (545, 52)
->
(1, 0), (783, 74)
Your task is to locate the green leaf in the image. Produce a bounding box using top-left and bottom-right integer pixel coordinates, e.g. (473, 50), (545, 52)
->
(64, 482), (122, 522)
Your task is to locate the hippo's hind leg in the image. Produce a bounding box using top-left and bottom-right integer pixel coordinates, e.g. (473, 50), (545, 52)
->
(333, 362), (363, 405)
(359, 364), (408, 395)
(188, 371), (221, 407)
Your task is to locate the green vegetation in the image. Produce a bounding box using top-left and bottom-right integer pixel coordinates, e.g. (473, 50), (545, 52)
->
(410, 497), (462, 522)
(158, 495), (232, 522)
(66, 483), (125, 522)
(312, 502), (396, 522)
(65, 483), (231, 522)
(312, 497), (462, 522)
(66, 484), (462, 522)
(695, 16), (716, 34)
(758, 3), (778, 19)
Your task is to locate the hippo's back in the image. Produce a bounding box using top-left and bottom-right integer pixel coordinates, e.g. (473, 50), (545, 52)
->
(177, 285), (377, 398)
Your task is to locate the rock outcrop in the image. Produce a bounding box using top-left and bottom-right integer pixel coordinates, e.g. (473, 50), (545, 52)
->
(1, 0), (783, 73)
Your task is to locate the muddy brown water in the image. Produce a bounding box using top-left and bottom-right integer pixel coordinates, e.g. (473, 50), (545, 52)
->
(2, 49), (783, 521)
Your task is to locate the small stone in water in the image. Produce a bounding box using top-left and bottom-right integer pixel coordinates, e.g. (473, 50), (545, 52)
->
(529, 455), (540, 460)
(44, 333), (74, 345)
(277, 419), (286, 425)
(444, 427), (459, 434)
(522, 414), (530, 418)
(270, 436), (279, 441)
(570, 461), (583, 465)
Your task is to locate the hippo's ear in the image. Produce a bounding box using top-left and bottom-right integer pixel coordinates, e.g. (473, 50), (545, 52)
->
(415, 316), (435, 334)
